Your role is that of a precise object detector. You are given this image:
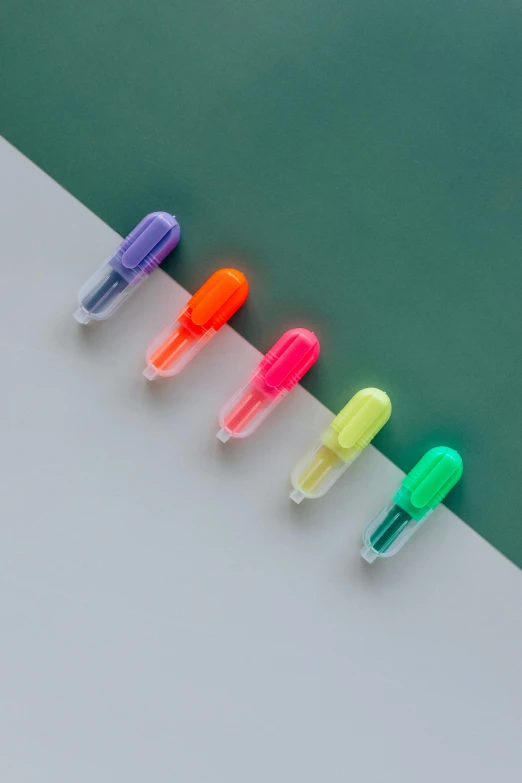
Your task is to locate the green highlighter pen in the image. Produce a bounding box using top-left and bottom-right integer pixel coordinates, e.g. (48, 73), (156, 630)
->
(361, 447), (463, 563)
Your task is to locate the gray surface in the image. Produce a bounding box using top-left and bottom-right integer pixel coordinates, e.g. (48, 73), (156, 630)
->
(1, 138), (521, 782)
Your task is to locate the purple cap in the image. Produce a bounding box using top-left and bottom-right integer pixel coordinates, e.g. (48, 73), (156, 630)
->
(110, 212), (180, 282)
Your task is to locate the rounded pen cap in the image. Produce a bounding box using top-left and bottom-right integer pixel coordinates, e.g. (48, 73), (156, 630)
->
(120, 212), (181, 273)
(331, 388), (391, 452)
(394, 446), (464, 521)
(258, 328), (320, 392)
(184, 268), (248, 331)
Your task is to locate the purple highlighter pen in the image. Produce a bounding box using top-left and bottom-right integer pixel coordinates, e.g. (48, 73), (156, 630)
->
(74, 212), (181, 324)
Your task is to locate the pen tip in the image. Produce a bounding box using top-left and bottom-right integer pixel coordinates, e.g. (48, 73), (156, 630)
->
(360, 545), (378, 564)
(290, 488), (305, 504)
(73, 307), (91, 325)
(142, 366), (158, 381)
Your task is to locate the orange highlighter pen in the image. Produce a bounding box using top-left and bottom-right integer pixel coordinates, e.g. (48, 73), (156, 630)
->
(143, 268), (248, 379)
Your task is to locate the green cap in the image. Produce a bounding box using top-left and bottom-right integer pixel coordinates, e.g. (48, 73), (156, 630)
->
(394, 447), (463, 522)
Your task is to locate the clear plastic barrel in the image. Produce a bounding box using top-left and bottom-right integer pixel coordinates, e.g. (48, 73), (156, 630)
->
(217, 380), (287, 441)
(75, 257), (145, 323)
(143, 321), (216, 379)
(290, 439), (359, 503)
(361, 502), (428, 562)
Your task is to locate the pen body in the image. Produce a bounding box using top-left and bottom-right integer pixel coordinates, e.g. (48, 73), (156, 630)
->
(290, 388), (392, 503)
(290, 424), (360, 502)
(218, 369), (287, 440)
(74, 212), (180, 324)
(361, 501), (419, 562)
(144, 310), (216, 378)
(217, 328), (320, 442)
(143, 268), (249, 379)
(76, 252), (144, 322)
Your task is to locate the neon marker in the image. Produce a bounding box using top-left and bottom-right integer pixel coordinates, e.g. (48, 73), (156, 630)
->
(217, 328), (320, 442)
(74, 212), (180, 324)
(290, 388), (391, 503)
(361, 447), (463, 563)
(143, 268), (248, 379)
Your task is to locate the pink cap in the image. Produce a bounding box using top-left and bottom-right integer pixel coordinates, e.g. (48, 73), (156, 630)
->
(257, 328), (320, 392)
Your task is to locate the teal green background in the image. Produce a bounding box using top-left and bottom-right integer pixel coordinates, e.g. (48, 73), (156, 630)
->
(2, 1), (522, 565)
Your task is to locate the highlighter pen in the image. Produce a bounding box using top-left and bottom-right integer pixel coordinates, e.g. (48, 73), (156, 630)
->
(74, 212), (180, 324)
(361, 446), (463, 563)
(143, 268), (248, 379)
(290, 388), (391, 503)
(217, 328), (320, 442)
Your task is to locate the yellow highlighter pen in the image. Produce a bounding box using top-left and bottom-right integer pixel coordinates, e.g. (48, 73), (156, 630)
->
(290, 388), (392, 503)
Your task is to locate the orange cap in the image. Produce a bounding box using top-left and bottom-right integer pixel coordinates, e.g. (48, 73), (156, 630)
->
(181, 268), (248, 331)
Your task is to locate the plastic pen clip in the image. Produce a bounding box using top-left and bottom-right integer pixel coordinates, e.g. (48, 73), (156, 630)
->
(217, 328), (320, 442)
(143, 268), (249, 379)
(74, 212), (180, 324)
(361, 446), (463, 563)
(290, 388), (391, 503)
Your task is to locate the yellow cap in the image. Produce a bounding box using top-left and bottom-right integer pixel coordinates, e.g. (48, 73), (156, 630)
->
(324, 388), (391, 458)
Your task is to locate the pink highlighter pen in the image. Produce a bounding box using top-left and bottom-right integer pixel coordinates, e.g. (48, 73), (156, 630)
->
(217, 328), (320, 442)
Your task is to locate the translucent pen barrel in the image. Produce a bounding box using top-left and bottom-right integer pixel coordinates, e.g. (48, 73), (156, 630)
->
(144, 318), (216, 379)
(361, 502), (420, 563)
(75, 254), (144, 323)
(290, 436), (359, 503)
(217, 376), (287, 441)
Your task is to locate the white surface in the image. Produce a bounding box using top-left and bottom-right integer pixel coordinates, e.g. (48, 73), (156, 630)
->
(1, 137), (521, 782)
